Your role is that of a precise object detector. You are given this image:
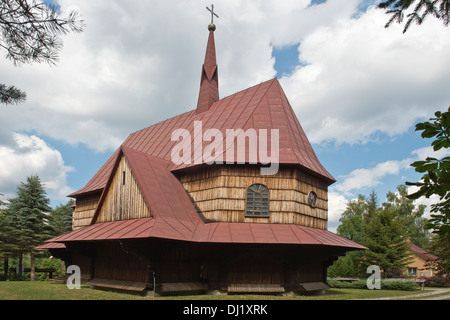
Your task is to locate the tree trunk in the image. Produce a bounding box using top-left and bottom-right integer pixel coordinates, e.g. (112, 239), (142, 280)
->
(3, 257), (8, 278)
(17, 252), (23, 277)
(30, 251), (35, 281)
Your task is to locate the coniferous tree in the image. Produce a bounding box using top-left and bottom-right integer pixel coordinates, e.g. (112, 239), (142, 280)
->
(0, 196), (14, 279)
(427, 232), (450, 281)
(330, 186), (430, 278)
(379, 0), (450, 33)
(2, 175), (52, 279)
(329, 194), (370, 278)
(48, 199), (74, 236)
(363, 206), (413, 277)
(0, 0), (84, 105)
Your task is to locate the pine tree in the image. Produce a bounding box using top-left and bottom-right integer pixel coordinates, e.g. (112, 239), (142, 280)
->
(379, 0), (450, 33)
(0, 0), (84, 105)
(2, 175), (52, 279)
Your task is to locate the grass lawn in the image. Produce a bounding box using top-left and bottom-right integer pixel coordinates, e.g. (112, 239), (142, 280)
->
(0, 281), (426, 300)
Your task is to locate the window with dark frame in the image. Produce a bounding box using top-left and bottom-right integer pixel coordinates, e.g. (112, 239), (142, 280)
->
(245, 184), (269, 217)
(407, 267), (417, 276)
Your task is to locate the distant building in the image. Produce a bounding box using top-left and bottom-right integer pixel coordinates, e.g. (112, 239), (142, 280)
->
(406, 239), (438, 279)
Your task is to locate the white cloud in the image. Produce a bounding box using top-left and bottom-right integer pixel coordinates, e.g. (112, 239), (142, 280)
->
(0, 0), (370, 153)
(2, 1), (449, 151)
(326, 157), (411, 231)
(0, 132), (74, 204)
(411, 145), (450, 161)
(281, 6), (450, 145)
(332, 159), (412, 196)
(407, 145), (450, 219)
(328, 191), (350, 232)
(328, 144), (450, 229)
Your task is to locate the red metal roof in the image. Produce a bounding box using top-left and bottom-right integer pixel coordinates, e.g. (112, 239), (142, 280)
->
(87, 147), (203, 240)
(51, 146), (364, 250)
(44, 217), (366, 250)
(68, 78), (334, 198)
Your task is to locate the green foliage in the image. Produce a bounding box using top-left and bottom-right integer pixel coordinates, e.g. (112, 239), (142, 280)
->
(327, 251), (366, 278)
(330, 185), (430, 278)
(363, 206), (414, 277)
(328, 279), (368, 289)
(406, 107), (450, 239)
(0, 176), (75, 281)
(0, 0), (84, 105)
(379, 0), (450, 33)
(0, 175), (54, 279)
(424, 275), (450, 287)
(328, 279), (420, 291)
(426, 232), (450, 281)
(384, 185), (430, 248)
(1, 175), (53, 254)
(48, 199), (74, 237)
(0, 84), (26, 105)
(381, 280), (419, 291)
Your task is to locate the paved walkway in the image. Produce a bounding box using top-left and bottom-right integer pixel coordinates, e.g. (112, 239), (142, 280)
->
(360, 288), (450, 300)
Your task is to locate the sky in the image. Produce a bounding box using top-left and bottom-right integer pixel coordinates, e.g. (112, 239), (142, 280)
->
(1, 0), (449, 232)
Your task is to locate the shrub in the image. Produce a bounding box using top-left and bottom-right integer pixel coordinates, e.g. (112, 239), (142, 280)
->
(328, 279), (367, 289)
(328, 279), (419, 291)
(425, 276), (450, 288)
(381, 280), (419, 291)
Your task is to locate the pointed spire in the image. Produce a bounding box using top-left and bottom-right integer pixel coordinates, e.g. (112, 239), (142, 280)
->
(196, 6), (219, 114)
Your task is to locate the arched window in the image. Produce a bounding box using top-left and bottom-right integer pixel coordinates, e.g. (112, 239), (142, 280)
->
(245, 184), (269, 217)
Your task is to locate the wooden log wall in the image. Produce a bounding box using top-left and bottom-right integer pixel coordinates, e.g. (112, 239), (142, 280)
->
(72, 193), (100, 230)
(96, 156), (151, 223)
(227, 249), (283, 285)
(177, 165), (328, 229)
(94, 242), (148, 282)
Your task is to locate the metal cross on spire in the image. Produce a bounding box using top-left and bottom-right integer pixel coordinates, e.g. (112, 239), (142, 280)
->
(206, 4), (219, 25)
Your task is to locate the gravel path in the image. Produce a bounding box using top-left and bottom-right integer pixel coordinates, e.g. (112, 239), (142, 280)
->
(359, 288), (450, 300)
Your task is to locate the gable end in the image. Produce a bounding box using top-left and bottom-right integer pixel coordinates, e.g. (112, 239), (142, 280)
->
(95, 155), (152, 223)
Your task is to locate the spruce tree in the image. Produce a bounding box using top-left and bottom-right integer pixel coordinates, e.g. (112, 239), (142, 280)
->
(363, 206), (413, 278)
(48, 199), (74, 236)
(2, 175), (52, 279)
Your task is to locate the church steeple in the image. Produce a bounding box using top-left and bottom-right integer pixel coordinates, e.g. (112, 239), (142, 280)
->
(196, 5), (219, 114)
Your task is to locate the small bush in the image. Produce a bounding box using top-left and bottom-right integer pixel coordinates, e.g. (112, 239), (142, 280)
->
(425, 276), (450, 288)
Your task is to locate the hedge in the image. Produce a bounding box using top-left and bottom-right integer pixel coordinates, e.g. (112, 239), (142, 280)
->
(328, 279), (419, 291)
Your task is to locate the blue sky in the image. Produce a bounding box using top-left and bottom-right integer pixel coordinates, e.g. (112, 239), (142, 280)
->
(1, 0), (449, 232)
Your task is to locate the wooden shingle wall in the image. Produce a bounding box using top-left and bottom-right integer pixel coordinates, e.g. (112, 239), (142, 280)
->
(72, 193), (100, 230)
(177, 165), (328, 230)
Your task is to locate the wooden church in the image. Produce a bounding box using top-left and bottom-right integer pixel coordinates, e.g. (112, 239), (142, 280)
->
(39, 10), (366, 295)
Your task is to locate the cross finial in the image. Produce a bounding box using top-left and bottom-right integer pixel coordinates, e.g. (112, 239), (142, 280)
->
(206, 4), (218, 31)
